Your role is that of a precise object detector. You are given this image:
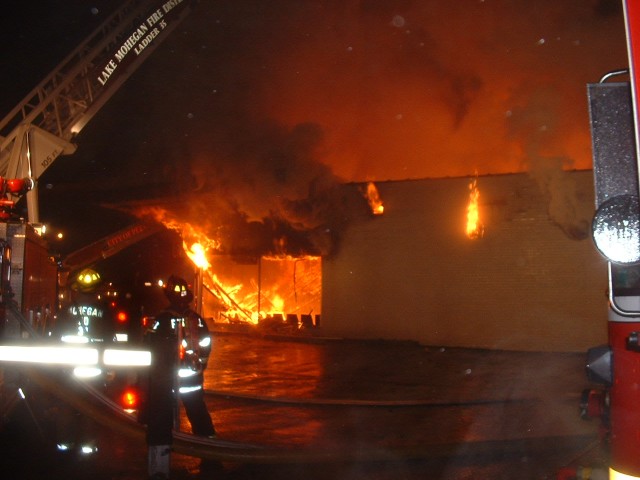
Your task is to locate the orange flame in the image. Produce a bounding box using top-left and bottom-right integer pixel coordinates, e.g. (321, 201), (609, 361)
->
(466, 176), (484, 239)
(270, 294), (285, 315)
(365, 182), (384, 215)
(185, 242), (210, 270)
(134, 205), (322, 326)
(200, 257), (321, 326)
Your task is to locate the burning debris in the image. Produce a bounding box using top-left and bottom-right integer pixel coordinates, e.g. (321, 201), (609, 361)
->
(128, 203), (326, 328)
(189, 243), (322, 329)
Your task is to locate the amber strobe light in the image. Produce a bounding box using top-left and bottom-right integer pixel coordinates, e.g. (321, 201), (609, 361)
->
(610, 468), (640, 480)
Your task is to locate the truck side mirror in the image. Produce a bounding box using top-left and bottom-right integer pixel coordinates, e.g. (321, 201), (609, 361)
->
(592, 194), (640, 264)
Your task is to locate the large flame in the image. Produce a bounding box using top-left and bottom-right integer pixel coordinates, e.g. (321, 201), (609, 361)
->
(137, 205), (322, 328)
(466, 176), (484, 239)
(365, 182), (384, 215)
(186, 242), (210, 269)
(199, 255), (321, 327)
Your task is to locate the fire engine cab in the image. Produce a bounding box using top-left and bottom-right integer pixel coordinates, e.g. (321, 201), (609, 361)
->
(583, 1), (640, 479)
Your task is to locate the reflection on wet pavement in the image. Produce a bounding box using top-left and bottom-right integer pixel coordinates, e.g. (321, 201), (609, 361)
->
(3, 333), (602, 479)
(168, 332), (605, 479)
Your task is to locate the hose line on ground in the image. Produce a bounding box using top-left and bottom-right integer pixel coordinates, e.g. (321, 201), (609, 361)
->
(204, 389), (537, 408)
(22, 367), (598, 465)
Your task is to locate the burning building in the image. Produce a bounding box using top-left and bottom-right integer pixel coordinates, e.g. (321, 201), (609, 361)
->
(126, 169), (605, 352)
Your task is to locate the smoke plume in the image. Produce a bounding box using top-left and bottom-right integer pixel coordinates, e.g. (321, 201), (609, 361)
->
(71, 0), (628, 245)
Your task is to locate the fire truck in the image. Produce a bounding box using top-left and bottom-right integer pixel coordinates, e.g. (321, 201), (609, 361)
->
(579, 1), (640, 479)
(0, 0), (194, 340)
(0, 0), (195, 437)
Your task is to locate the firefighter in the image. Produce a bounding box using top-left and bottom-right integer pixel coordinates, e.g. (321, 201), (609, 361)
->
(143, 275), (216, 478)
(147, 275), (215, 435)
(54, 267), (115, 344)
(51, 267), (113, 459)
(144, 297), (178, 480)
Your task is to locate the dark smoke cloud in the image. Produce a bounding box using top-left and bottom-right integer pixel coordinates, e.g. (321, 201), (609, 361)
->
(117, 0), (626, 180)
(124, 0), (624, 243)
(9, 0), (627, 247)
(129, 117), (371, 257)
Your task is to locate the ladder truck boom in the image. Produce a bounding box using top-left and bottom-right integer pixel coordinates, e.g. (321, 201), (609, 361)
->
(0, 0), (195, 224)
(0, 1), (194, 418)
(0, 0), (194, 337)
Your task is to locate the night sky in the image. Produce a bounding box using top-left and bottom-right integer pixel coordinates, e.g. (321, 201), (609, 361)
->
(0, 0), (631, 283)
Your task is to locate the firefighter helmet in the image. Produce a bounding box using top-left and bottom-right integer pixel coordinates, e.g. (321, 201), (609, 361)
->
(73, 268), (102, 292)
(164, 275), (193, 305)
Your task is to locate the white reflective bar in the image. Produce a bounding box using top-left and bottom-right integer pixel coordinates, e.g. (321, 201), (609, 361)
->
(61, 335), (89, 344)
(103, 349), (151, 366)
(178, 385), (202, 394)
(178, 367), (197, 378)
(611, 467), (640, 479)
(0, 345), (98, 365)
(73, 366), (102, 378)
(80, 444), (98, 455)
(114, 333), (129, 342)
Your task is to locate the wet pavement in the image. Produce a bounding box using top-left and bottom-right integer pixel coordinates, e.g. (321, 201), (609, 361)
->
(1, 332), (608, 479)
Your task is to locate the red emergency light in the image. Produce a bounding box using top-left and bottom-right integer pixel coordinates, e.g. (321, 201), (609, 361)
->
(0, 177), (33, 195)
(120, 387), (140, 411)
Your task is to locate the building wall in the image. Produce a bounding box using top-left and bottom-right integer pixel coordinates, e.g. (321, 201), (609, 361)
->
(321, 171), (608, 352)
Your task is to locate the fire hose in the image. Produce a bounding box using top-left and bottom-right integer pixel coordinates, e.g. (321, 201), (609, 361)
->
(204, 388), (538, 407)
(18, 365), (596, 465)
(1, 308), (599, 469)
(3, 308), (598, 467)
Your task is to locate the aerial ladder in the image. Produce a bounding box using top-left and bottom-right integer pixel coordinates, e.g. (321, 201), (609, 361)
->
(0, 0), (195, 225)
(0, 0), (195, 327)
(0, 0), (194, 457)
(0, 2), (272, 471)
(0, 0), (195, 425)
